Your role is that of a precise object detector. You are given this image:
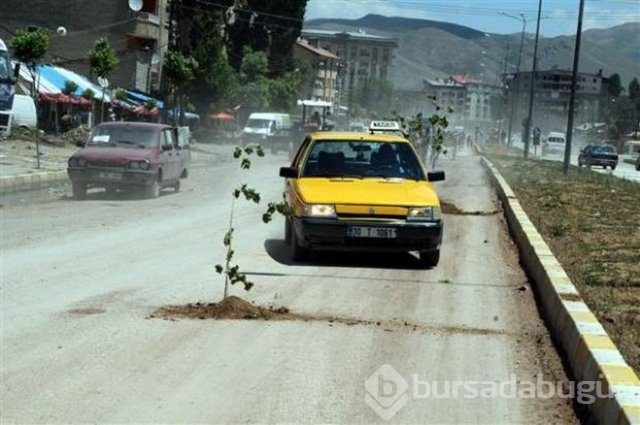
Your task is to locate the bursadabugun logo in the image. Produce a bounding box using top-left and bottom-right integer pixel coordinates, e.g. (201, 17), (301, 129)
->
(364, 364), (408, 420)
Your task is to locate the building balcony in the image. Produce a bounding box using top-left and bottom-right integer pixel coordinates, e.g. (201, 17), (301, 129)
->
(126, 11), (161, 41)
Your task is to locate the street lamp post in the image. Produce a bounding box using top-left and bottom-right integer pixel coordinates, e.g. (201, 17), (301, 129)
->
(500, 12), (526, 147)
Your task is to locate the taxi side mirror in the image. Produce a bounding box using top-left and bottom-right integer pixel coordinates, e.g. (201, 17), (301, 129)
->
(279, 167), (297, 178)
(427, 171), (445, 182)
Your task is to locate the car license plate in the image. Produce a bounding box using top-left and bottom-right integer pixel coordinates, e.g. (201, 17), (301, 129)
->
(347, 226), (396, 238)
(96, 171), (121, 180)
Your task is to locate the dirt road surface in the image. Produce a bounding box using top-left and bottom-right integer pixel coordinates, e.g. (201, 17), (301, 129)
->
(1, 146), (578, 423)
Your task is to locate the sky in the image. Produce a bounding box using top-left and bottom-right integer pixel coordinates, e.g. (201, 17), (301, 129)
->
(305, 0), (640, 37)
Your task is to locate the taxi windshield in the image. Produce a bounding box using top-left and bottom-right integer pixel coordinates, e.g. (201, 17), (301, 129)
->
(301, 140), (425, 180)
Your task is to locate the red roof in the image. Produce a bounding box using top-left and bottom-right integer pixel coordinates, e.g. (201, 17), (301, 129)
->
(450, 74), (481, 85)
(296, 38), (339, 60)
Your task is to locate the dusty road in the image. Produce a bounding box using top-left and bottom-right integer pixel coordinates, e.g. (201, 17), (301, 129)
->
(1, 145), (578, 423)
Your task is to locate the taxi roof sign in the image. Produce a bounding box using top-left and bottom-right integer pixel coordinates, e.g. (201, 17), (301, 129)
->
(369, 120), (402, 132)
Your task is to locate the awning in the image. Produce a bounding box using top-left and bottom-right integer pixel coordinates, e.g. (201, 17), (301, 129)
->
(39, 92), (91, 105)
(14, 61), (110, 102)
(125, 90), (164, 109)
(209, 112), (234, 120)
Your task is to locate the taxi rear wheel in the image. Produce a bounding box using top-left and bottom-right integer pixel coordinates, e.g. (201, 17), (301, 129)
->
(419, 250), (440, 268)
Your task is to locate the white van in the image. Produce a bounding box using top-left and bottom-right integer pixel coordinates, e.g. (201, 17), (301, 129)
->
(543, 131), (566, 155)
(242, 112), (292, 153)
(11, 94), (37, 129)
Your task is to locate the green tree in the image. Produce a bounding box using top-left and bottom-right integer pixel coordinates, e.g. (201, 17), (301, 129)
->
(607, 73), (623, 98)
(61, 80), (79, 95)
(10, 27), (50, 168)
(224, 0), (309, 75)
(163, 50), (198, 124)
(88, 37), (119, 122)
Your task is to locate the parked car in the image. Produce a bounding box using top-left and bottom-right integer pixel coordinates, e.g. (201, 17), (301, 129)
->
(279, 121), (445, 267)
(67, 122), (190, 199)
(11, 94), (37, 129)
(578, 144), (619, 169)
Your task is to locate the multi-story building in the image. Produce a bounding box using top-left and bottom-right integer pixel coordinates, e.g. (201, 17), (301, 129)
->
(423, 77), (466, 123)
(0, 0), (168, 93)
(300, 29), (398, 109)
(423, 75), (502, 127)
(293, 38), (340, 107)
(502, 69), (608, 131)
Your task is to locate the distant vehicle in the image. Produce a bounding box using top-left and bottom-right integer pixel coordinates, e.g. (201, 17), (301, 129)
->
(0, 38), (20, 135)
(349, 121), (367, 132)
(279, 130), (445, 267)
(578, 144), (619, 169)
(67, 122), (190, 199)
(242, 112), (292, 153)
(11, 94), (37, 129)
(542, 131), (566, 155)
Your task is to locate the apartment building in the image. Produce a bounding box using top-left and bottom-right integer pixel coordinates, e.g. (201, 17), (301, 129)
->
(294, 37), (340, 106)
(300, 29), (398, 108)
(0, 0), (168, 92)
(502, 69), (608, 130)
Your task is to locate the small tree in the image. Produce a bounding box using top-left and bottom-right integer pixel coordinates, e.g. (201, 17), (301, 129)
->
(61, 80), (79, 95)
(11, 27), (50, 168)
(163, 50), (197, 125)
(88, 37), (118, 122)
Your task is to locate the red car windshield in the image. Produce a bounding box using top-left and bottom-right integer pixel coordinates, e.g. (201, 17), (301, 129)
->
(89, 126), (158, 148)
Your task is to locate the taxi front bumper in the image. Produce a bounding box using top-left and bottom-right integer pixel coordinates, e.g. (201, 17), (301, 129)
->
(292, 217), (443, 252)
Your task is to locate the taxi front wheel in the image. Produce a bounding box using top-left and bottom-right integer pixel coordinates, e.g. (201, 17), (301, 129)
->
(290, 226), (309, 261)
(419, 250), (440, 268)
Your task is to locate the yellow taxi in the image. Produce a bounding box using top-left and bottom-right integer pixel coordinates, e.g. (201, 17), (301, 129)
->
(279, 121), (445, 267)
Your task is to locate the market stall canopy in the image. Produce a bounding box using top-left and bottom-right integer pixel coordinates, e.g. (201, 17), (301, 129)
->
(132, 105), (159, 116)
(14, 62), (110, 103)
(125, 89), (164, 109)
(39, 92), (91, 106)
(210, 111), (235, 120)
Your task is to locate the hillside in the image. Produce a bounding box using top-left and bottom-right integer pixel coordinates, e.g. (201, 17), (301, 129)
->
(305, 15), (640, 91)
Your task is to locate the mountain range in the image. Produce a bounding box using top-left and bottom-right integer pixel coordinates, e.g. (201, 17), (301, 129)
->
(305, 14), (640, 91)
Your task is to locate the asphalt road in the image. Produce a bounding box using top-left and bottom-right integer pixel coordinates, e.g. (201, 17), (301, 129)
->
(511, 141), (640, 183)
(1, 146), (578, 423)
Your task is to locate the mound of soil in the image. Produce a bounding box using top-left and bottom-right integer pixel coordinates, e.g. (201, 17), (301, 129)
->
(151, 296), (291, 320)
(440, 200), (497, 216)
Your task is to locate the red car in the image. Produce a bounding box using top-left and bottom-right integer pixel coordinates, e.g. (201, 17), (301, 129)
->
(67, 122), (190, 199)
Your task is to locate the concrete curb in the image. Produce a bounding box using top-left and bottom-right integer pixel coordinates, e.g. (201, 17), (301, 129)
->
(0, 170), (68, 195)
(480, 154), (640, 424)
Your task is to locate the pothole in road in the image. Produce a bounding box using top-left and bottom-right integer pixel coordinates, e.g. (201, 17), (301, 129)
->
(440, 200), (499, 216)
(149, 296), (508, 336)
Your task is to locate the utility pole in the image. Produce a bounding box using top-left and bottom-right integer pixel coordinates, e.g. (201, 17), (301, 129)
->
(501, 12), (526, 148)
(523, 0), (542, 158)
(563, 0), (585, 175)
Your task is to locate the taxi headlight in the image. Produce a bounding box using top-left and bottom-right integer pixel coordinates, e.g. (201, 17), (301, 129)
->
(407, 206), (441, 221)
(304, 204), (336, 218)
